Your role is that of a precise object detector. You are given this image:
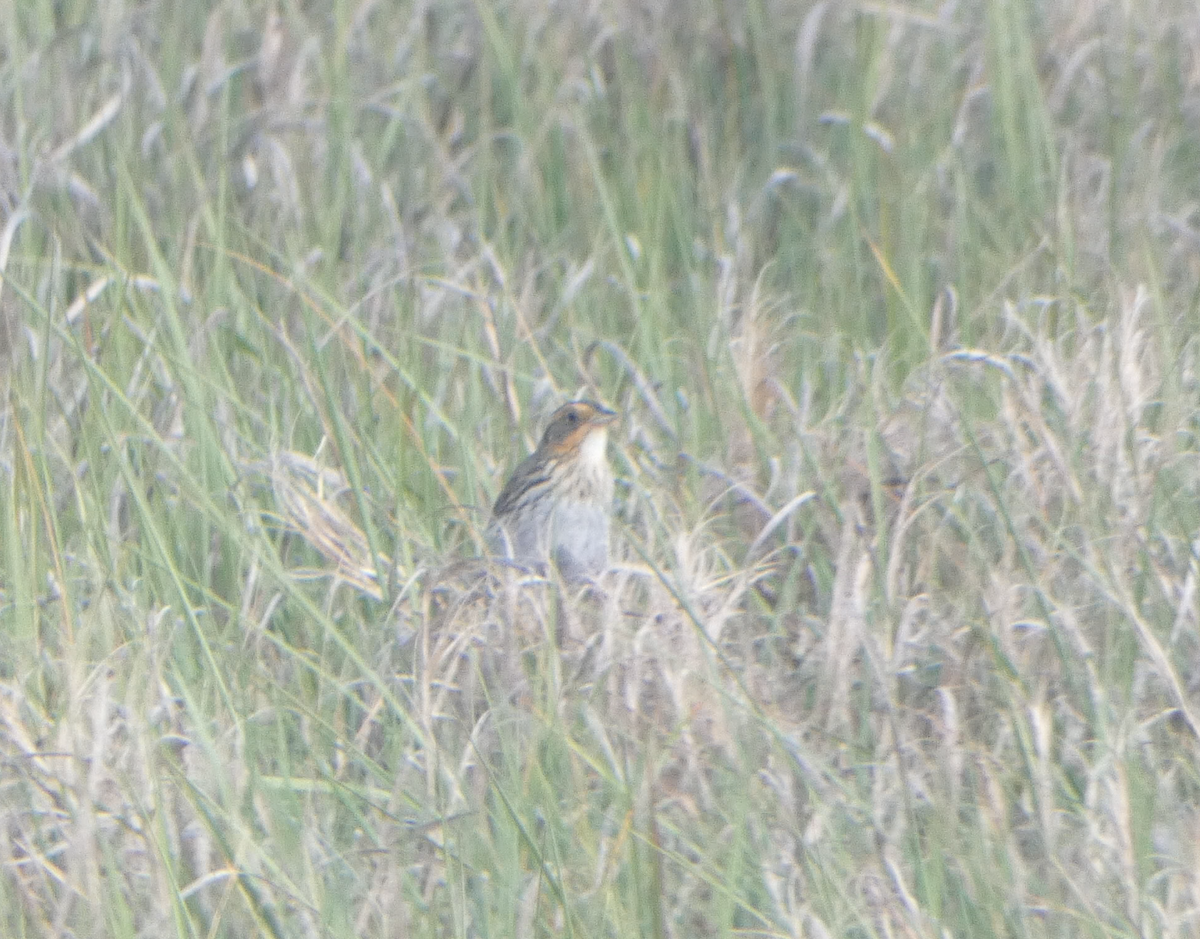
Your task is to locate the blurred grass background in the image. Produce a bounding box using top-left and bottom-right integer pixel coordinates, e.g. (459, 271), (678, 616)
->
(2, 0), (1200, 936)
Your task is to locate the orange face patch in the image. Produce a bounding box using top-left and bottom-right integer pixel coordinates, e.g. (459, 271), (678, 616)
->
(538, 402), (616, 457)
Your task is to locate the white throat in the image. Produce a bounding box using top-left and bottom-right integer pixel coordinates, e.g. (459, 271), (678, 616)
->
(579, 427), (609, 470)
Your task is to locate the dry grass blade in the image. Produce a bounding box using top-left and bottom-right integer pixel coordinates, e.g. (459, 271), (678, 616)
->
(3, 1), (1200, 935)
(246, 449), (391, 600)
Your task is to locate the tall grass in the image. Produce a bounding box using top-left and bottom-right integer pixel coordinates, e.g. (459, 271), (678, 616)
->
(2, 0), (1199, 936)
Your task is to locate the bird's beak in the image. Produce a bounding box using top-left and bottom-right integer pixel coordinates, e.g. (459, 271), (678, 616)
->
(592, 405), (617, 425)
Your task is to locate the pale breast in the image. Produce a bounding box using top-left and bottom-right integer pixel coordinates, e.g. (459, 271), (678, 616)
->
(550, 500), (610, 581)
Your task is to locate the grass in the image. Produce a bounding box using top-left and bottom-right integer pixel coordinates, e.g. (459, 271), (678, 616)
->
(2, 0), (1200, 936)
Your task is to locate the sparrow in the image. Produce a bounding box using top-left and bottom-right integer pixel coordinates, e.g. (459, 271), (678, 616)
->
(489, 400), (617, 581)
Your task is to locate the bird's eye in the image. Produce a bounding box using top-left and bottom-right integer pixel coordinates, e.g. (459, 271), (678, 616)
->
(566, 411), (579, 424)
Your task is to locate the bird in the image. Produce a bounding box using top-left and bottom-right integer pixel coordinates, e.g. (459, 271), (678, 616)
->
(489, 400), (617, 581)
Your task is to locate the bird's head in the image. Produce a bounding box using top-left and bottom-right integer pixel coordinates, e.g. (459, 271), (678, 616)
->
(538, 400), (617, 465)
